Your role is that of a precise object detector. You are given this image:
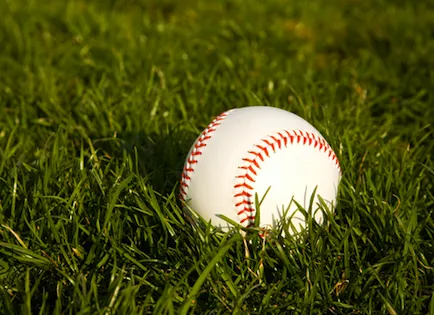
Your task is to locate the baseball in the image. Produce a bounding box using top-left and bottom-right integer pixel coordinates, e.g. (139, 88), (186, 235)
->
(180, 106), (341, 234)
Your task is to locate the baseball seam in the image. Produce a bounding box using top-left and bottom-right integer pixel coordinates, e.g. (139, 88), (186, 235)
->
(180, 110), (233, 201)
(234, 129), (341, 228)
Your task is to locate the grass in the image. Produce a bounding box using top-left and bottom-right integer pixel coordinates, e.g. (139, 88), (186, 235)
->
(0, 0), (433, 313)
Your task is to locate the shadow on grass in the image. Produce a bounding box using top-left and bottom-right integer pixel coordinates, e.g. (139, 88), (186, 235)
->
(92, 127), (197, 195)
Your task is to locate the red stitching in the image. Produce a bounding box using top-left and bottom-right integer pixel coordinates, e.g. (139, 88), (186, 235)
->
(237, 207), (255, 214)
(234, 183), (254, 190)
(235, 200), (254, 207)
(248, 151), (265, 161)
(240, 216), (255, 224)
(234, 129), (341, 228)
(234, 191), (253, 198)
(179, 111), (231, 201)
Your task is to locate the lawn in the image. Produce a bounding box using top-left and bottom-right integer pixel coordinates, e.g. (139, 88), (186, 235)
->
(0, 0), (433, 314)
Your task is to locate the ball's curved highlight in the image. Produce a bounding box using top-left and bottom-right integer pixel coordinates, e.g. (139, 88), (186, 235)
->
(180, 106), (341, 234)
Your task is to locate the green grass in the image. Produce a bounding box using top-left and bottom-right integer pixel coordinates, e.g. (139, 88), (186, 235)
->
(0, 0), (433, 313)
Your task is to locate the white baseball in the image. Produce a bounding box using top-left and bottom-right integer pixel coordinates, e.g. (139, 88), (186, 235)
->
(180, 106), (341, 234)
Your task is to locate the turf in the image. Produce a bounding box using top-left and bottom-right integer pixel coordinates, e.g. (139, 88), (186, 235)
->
(0, 0), (433, 314)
